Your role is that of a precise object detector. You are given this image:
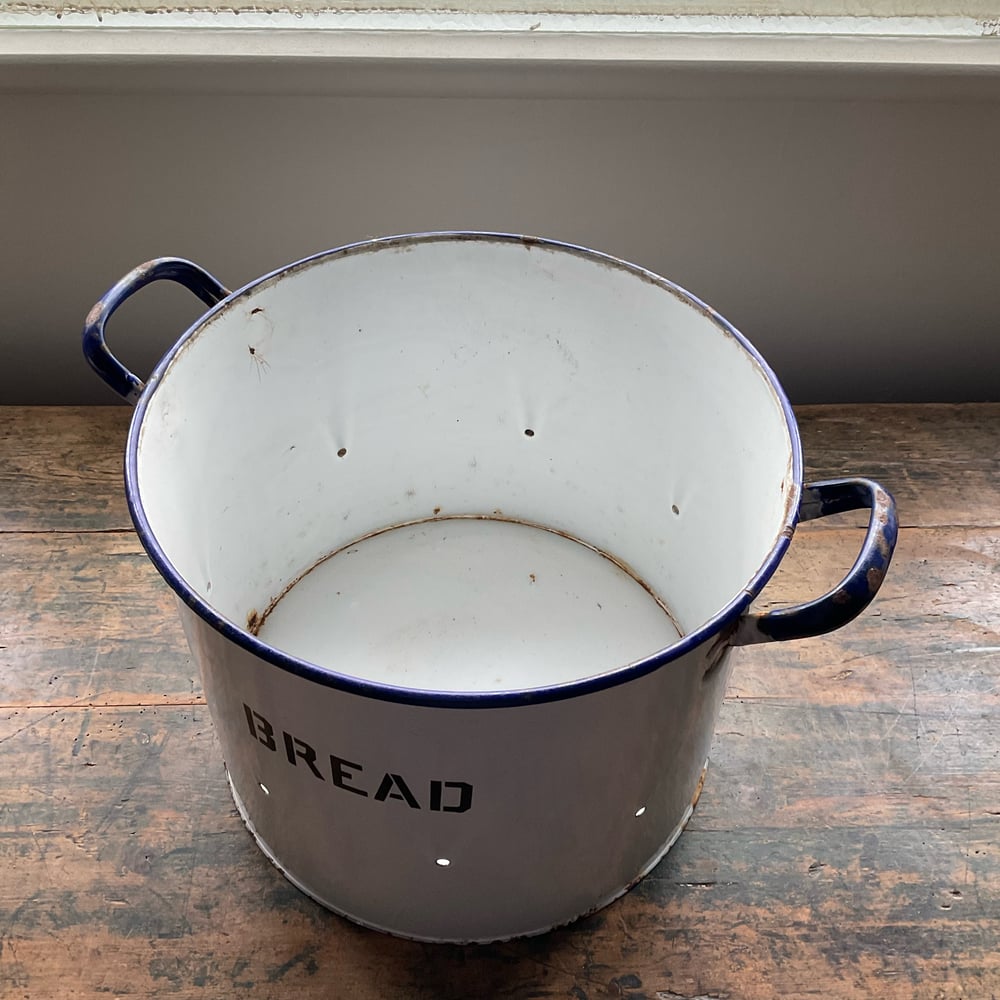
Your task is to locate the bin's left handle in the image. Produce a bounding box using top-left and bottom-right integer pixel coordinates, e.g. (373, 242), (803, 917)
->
(83, 258), (230, 403)
(732, 477), (897, 646)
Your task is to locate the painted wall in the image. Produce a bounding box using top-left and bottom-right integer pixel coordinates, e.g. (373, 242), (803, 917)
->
(3, 58), (1000, 403)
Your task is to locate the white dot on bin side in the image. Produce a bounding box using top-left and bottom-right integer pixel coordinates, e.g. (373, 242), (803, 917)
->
(260, 783), (270, 796)
(435, 858), (451, 867)
(634, 806), (646, 817)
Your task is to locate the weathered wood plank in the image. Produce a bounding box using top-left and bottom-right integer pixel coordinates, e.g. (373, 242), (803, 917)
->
(0, 532), (196, 707)
(705, 699), (1000, 829)
(1, 707), (997, 1000)
(735, 521), (1000, 716)
(1, 404), (998, 534)
(796, 402), (1000, 529)
(0, 406), (131, 533)
(2, 404), (998, 1000)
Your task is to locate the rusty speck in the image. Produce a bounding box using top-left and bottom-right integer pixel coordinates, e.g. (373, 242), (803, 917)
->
(690, 764), (708, 812)
(246, 609), (262, 635)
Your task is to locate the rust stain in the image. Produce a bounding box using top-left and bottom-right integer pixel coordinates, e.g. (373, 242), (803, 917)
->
(246, 609), (262, 635)
(867, 566), (885, 592)
(700, 631), (731, 682)
(248, 345), (270, 375)
(690, 765), (708, 812)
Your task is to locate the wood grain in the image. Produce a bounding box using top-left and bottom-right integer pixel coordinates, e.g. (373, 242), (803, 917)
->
(0, 532), (195, 706)
(0, 406), (131, 533)
(796, 402), (1000, 529)
(2, 706), (997, 999)
(1, 403), (999, 1000)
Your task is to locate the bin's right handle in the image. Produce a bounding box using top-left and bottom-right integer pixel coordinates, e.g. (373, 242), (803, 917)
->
(83, 258), (230, 403)
(732, 478), (897, 646)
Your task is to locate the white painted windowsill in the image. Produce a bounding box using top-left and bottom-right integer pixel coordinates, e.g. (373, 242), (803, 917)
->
(2, 8), (1000, 99)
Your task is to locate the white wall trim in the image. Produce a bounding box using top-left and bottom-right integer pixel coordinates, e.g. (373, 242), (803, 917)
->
(2, 9), (998, 35)
(3, 10), (1000, 72)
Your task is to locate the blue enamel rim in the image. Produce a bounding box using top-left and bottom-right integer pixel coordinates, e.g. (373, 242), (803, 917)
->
(125, 231), (804, 709)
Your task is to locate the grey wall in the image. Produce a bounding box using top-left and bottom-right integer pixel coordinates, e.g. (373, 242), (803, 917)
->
(4, 61), (1000, 404)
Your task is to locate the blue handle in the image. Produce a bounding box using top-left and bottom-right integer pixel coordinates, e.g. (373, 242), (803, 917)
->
(83, 258), (230, 402)
(733, 477), (897, 645)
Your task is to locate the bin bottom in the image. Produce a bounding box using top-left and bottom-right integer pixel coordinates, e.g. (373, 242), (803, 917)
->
(257, 515), (682, 692)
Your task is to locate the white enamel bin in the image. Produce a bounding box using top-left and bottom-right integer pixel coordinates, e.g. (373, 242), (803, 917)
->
(83, 233), (896, 943)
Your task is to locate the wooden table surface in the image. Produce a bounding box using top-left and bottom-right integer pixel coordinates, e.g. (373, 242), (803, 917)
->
(1, 404), (998, 1000)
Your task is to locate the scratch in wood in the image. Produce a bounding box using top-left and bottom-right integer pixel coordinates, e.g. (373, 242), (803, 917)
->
(93, 731), (169, 836)
(0, 527), (133, 536)
(675, 881), (737, 888)
(265, 946), (318, 982)
(656, 991), (730, 1000)
(830, 649), (895, 671)
(899, 705), (959, 784)
(143, 885), (194, 938)
(494, 946), (601, 993)
(723, 694), (971, 726)
(0, 700), (207, 711)
(0, 707), (65, 748)
(903, 666), (927, 752)
(873, 684), (919, 749)
(27, 829), (59, 892)
(966, 787), (973, 887)
(83, 607), (108, 698)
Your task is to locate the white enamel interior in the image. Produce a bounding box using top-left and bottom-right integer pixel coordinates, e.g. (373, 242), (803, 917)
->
(136, 236), (794, 692)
